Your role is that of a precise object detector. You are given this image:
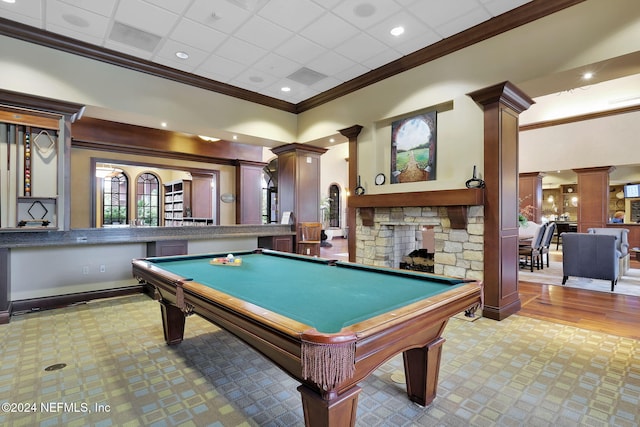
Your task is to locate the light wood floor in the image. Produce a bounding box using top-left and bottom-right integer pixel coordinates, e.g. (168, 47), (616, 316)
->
(321, 238), (640, 341)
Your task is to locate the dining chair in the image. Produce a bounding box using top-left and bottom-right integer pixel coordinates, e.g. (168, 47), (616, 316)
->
(519, 223), (547, 272)
(540, 222), (557, 267)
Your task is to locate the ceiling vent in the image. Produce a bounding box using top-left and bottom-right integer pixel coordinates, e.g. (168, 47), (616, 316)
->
(287, 67), (328, 86)
(108, 22), (162, 52)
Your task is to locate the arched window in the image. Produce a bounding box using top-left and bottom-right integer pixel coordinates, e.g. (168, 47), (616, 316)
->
(328, 184), (340, 228)
(136, 172), (160, 226)
(102, 172), (128, 225)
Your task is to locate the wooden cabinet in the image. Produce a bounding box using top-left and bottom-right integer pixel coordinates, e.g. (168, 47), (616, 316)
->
(560, 184), (578, 221)
(257, 235), (294, 253)
(147, 240), (188, 257)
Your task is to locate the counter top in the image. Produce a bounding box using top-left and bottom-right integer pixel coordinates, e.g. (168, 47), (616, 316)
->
(0, 224), (295, 248)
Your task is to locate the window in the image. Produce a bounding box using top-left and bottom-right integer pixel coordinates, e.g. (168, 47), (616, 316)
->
(136, 173), (160, 226)
(328, 184), (340, 228)
(102, 173), (128, 225)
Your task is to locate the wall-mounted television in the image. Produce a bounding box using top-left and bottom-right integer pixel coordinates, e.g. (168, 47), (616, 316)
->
(623, 183), (640, 198)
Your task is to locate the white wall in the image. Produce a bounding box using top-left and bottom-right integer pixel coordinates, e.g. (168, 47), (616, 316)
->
(519, 110), (640, 174)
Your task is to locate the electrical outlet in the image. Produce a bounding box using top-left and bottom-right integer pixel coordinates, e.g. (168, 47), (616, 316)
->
(82, 266), (89, 275)
(99, 264), (106, 273)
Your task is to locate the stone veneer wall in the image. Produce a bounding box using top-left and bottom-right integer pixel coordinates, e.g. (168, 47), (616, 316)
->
(355, 206), (484, 281)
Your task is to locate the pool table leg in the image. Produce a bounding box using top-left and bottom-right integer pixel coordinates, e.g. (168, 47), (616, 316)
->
(159, 301), (186, 345)
(403, 337), (445, 406)
(298, 384), (361, 427)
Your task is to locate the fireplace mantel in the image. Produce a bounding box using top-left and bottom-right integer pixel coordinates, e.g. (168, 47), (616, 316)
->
(348, 188), (484, 228)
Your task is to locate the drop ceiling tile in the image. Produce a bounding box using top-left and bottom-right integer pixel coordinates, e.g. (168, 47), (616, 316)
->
(46, 0), (110, 39)
(143, 0), (192, 15)
(394, 29), (441, 56)
(482, 0), (531, 16)
(274, 35), (326, 65)
(300, 13), (359, 49)
(230, 69), (279, 90)
(169, 18), (227, 52)
(185, 0), (251, 33)
(310, 75), (343, 92)
(215, 37), (267, 66)
(103, 39), (154, 60)
(434, 7), (491, 38)
(409, 0), (479, 28)
(306, 50), (357, 77)
(258, 0), (324, 32)
(366, 11), (433, 49)
(333, 63), (370, 83)
(334, 32), (390, 64)
(310, 0), (342, 9)
(233, 15), (293, 50)
(0, 0), (42, 26)
(332, 0), (402, 30)
(45, 23), (105, 47)
(57, 0), (117, 17)
(252, 53), (301, 79)
(153, 55), (199, 73)
(265, 80), (319, 103)
(155, 39), (209, 67)
(114, 0), (179, 36)
(196, 54), (246, 80)
(361, 48), (402, 70)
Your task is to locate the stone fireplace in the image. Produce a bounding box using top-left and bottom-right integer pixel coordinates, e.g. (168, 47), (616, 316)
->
(354, 206), (484, 281)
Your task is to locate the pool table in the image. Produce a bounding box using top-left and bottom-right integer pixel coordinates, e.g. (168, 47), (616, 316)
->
(132, 249), (482, 427)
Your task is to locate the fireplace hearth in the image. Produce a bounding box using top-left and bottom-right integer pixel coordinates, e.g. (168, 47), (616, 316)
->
(400, 249), (434, 273)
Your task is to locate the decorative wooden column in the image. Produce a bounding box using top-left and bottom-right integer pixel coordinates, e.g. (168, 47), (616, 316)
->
(519, 172), (544, 222)
(271, 143), (327, 246)
(339, 125), (363, 263)
(574, 166), (614, 232)
(468, 82), (534, 321)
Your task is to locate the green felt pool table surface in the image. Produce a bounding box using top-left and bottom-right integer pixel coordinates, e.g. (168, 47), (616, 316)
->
(143, 250), (469, 334)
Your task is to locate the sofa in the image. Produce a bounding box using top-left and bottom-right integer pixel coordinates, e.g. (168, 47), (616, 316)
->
(562, 233), (619, 291)
(587, 227), (630, 274)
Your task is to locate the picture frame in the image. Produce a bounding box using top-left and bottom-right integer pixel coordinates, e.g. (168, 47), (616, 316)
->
(390, 111), (437, 184)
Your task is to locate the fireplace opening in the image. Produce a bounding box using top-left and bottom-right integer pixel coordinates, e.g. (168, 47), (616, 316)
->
(400, 249), (434, 273)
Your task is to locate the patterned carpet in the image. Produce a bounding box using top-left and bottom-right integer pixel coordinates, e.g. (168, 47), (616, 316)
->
(1, 293), (638, 426)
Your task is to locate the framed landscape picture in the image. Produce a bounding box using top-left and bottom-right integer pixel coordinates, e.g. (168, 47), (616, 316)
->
(390, 111), (437, 184)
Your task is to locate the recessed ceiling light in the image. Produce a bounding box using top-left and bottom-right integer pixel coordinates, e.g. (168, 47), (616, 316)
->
(582, 72), (594, 80)
(232, 135), (238, 140)
(198, 135), (220, 142)
(161, 122), (167, 127)
(390, 26), (404, 37)
(2, 0), (16, 4)
(175, 51), (189, 60)
(329, 138), (335, 143)
(281, 87), (291, 92)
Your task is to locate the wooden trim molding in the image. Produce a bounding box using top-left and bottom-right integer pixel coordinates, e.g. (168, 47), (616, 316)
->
(0, 88), (85, 122)
(348, 188), (484, 209)
(0, 0), (585, 114)
(520, 104), (640, 131)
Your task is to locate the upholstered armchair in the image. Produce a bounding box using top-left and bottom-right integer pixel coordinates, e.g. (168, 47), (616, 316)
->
(587, 228), (630, 274)
(562, 233), (619, 291)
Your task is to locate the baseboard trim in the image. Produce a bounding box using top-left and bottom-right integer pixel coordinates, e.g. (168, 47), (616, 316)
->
(10, 285), (147, 318)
